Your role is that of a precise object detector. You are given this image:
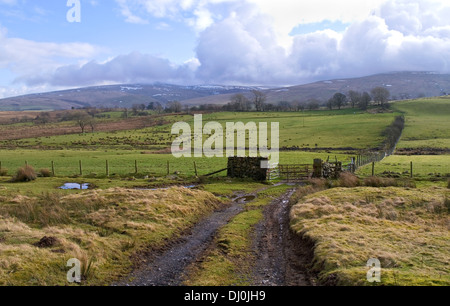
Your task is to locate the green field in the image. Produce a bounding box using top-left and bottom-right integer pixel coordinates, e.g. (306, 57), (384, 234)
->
(0, 150), (354, 180)
(392, 98), (450, 149)
(357, 155), (450, 179)
(0, 110), (397, 151)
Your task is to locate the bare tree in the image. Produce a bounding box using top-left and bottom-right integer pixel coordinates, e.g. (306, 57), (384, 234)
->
(73, 111), (90, 134)
(230, 93), (251, 111)
(88, 117), (97, 133)
(359, 92), (372, 110)
(332, 93), (347, 110)
(307, 99), (320, 110)
(252, 90), (267, 112)
(348, 90), (361, 108)
(371, 87), (390, 108)
(167, 101), (182, 113)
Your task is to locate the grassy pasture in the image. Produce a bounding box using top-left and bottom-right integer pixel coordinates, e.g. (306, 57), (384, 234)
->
(356, 155), (450, 180)
(0, 150), (354, 184)
(392, 98), (450, 149)
(0, 110), (397, 151)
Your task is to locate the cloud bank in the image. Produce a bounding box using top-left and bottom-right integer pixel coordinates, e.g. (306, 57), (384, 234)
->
(9, 0), (450, 91)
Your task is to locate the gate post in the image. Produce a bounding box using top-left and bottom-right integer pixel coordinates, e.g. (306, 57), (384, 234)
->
(313, 159), (323, 178)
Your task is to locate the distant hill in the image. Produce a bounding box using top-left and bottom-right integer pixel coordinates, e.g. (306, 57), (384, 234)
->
(184, 71), (450, 105)
(1, 72), (450, 110)
(0, 84), (261, 111)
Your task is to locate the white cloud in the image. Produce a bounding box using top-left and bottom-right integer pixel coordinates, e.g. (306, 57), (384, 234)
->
(7, 0), (450, 95)
(19, 52), (196, 87)
(0, 26), (101, 76)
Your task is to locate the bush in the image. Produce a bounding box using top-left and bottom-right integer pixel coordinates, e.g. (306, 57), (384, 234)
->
(0, 168), (8, 176)
(39, 168), (52, 177)
(338, 172), (360, 187)
(12, 165), (37, 182)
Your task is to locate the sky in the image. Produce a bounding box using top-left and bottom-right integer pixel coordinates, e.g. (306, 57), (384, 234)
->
(1, 0), (450, 98)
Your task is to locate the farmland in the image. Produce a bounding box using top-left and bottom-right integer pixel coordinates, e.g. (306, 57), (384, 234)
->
(0, 97), (449, 287)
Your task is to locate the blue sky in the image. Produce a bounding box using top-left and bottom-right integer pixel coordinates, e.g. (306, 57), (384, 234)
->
(2, 0), (450, 98)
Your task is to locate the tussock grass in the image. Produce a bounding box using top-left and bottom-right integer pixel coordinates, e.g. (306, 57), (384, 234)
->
(290, 186), (450, 286)
(12, 165), (37, 182)
(0, 187), (223, 286)
(39, 169), (52, 177)
(338, 172), (360, 188)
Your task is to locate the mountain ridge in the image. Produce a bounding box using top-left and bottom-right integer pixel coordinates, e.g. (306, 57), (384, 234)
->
(1, 71), (449, 111)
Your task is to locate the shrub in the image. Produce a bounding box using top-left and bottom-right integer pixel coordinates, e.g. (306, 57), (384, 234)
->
(338, 172), (360, 187)
(363, 176), (397, 187)
(12, 165), (37, 182)
(39, 168), (52, 177)
(0, 168), (8, 176)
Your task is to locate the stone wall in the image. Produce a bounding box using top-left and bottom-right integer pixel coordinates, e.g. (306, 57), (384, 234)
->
(227, 157), (269, 181)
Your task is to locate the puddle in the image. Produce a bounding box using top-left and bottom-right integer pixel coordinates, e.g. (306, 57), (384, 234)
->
(136, 185), (197, 191)
(234, 195), (257, 203)
(59, 183), (90, 190)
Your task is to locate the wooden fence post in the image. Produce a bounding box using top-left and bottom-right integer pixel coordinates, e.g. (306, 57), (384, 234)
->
(79, 160), (83, 176)
(167, 161), (170, 175)
(106, 160), (109, 177)
(51, 161), (55, 177)
(372, 162), (375, 177)
(410, 161), (413, 178)
(194, 161), (198, 177)
(135, 160), (138, 174)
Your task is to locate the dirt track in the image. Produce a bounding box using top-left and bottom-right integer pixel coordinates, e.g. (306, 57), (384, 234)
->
(114, 188), (313, 286)
(251, 189), (315, 286)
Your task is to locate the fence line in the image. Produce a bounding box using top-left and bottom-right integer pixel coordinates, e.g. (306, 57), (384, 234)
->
(0, 159), (220, 178)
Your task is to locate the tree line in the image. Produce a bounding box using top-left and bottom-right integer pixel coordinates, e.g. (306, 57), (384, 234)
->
(222, 87), (391, 112)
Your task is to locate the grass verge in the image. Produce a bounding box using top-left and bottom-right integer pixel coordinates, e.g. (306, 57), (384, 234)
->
(290, 186), (450, 286)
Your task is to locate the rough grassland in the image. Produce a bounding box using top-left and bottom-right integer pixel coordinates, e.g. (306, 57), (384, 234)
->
(290, 186), (450, 286)
(0, 187), (223, 286)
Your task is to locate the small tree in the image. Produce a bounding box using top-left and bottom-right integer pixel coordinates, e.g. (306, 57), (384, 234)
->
(73, 111), (90, 134)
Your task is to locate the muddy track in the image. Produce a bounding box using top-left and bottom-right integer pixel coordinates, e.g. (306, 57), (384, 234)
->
(114, 187), (314, 286)
(114, 192), (257, 286)
(251, 189), (315, 286)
